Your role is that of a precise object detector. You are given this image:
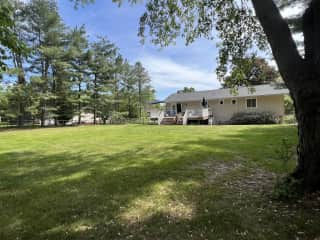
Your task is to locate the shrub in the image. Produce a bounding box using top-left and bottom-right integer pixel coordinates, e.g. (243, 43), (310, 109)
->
(230, 111), (278, 124)
(109, 111), (126, 124)
(283, 114), (297, 124)
(284, 95), (294, 115)
(275, 137), (295, 172)
(272, 176), (303, 200)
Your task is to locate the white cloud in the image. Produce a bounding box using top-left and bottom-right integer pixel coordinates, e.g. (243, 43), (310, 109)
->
(280, 3), (306, 18)
(139, 55), (221, 92)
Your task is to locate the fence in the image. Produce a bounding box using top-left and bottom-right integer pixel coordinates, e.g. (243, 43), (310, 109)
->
(0, 118), (154, 129)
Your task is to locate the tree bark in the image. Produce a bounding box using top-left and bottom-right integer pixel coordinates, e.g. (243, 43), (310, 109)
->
(252, 0), (320, 191)
(93, 74), (97, 125)
(40, 108), (45, 128)
(290, 0), (320, 191)
(12, 52), (26, 127)
(293, 81), (320, 191)
(78, 83), (81, 125)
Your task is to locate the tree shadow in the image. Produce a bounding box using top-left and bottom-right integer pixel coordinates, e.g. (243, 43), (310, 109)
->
(1, 125), (318, 240)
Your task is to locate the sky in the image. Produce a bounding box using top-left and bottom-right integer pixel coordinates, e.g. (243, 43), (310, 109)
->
(56, 1), (220, 100)
(18, 0), (303, 100)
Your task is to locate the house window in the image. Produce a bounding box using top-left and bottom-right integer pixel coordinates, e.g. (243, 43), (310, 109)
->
(220, 100), (224, 105)
(247, 98), (257, 108)
(231, 99), (237, 105)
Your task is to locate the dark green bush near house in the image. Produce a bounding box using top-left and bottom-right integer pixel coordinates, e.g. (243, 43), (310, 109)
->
(283, 114), (297, 124)
(230, 111), (279, 124)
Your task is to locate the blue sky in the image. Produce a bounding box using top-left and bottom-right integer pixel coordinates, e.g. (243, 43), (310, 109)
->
(57, 1), (221, 100)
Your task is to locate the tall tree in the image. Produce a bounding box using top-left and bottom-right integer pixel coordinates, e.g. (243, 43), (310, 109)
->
(119, 60), (136, 118)
(112, 56), (124, 113)
(0, 0), (26, 75)
(132, 61), (152, 118)
(67, 26), (90, 124)
(0, 1), (30, 126)
(88, 37), (118, 124)
(222, 57), (280, 88)
(26, 0), (66, 126)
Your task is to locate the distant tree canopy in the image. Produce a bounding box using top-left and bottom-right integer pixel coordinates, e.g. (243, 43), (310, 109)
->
(0, 0), (155, 126)
(177, 87), (195, 93)
(222, 57), (280, 88)
(0, 0), (27, 74)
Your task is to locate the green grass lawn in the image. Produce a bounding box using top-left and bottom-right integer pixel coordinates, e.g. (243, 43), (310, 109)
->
(0, 125), (319, 240)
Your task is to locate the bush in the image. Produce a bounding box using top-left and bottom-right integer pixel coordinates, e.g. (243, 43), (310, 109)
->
(230, 111), (279, 124)
(275, 137), (295, 172)
(109, 111), (126, 124)
(272, 176), (303, 200)
(283, 114), (297, 124)
(0, 122), (8, 126)
(284, 95), (294, 114)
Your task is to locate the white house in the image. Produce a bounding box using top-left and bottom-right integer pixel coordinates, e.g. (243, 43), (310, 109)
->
(148, 84), (289, 125)
(69, 113), (102, 125)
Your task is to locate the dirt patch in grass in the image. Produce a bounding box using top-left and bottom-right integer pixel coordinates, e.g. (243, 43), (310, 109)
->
(192, 161), (243, 183)
(226, 168), (277, 195)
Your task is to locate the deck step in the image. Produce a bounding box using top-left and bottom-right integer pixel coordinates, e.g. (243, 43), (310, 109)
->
(161, 117), (177, 125)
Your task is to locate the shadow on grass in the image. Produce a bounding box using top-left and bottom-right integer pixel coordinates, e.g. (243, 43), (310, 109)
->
(1, 125), (318, 240)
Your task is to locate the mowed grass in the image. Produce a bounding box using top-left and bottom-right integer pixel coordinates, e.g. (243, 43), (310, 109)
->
(0, 125), (319, 240)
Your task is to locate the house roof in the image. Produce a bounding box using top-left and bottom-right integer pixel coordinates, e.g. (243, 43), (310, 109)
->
(149, 100), (165, 104)
(165, 84), (289, 103)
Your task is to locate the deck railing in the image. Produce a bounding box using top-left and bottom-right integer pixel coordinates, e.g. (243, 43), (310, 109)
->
(186, 108), (209, 118)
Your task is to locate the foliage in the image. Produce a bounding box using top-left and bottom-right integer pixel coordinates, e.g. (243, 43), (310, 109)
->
(222, 57), (280, 88)
(273, 176), (303, 200)
(0, 0), (154, 126)
(0, 0), (27, 74)
(275, 138), (295, 172)
(283, 114), (297, 124)
(177, 87), (195, 93)
(230, 111), (279, 125)
(273, 138), (301, 200)
(284, 95), (294, 115)
(109, 111), (126, 123)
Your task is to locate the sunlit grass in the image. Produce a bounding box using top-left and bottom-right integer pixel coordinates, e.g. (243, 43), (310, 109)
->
(120, 180), (197, 223)
(0, 125), (319, 239)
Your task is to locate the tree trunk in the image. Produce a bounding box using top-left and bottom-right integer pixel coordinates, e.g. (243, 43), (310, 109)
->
(12, 52), (26, 127)
(138, 79), (142, 119)
(291, 0), (320, 191)
(293, 110), (320, 192)
(291, 71), (320, 192)
(40, 108), (45, 127)
(93, 74), (97, 125)
(78, 83), (81, 125)
(252, 0), (320, 192)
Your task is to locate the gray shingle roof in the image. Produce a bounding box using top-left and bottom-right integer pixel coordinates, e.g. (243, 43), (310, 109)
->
(165, 84), (289, 103)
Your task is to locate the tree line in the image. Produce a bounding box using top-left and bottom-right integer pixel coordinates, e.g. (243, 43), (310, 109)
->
(0, 0), (155, 127)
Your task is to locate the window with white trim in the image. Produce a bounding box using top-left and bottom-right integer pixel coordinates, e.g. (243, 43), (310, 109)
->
(246, 98), (257, 108)
(219, 100), (224, 105)
(231, 99), (237, 105)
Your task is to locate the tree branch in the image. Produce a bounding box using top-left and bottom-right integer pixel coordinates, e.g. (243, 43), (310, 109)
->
(251, 0), (302, 85)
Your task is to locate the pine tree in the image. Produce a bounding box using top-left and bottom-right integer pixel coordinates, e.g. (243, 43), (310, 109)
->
(25, 0), (66, 126)
(132, 61), (153, 119)
(67, 26), (90, 124)
(88, 37), (118, 124)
